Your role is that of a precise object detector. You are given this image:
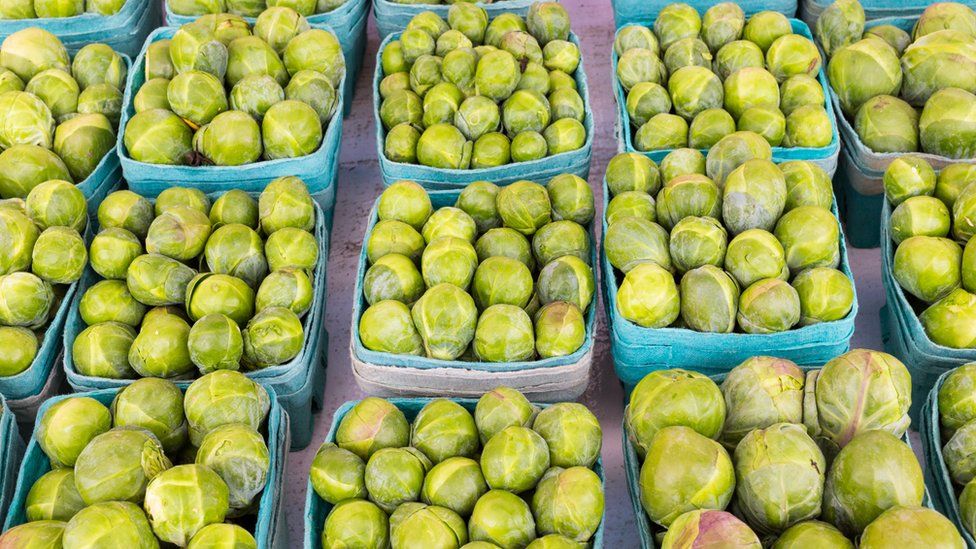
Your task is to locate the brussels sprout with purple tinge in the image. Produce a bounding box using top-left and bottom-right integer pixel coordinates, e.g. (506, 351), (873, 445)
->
(662, 510), (761, 549)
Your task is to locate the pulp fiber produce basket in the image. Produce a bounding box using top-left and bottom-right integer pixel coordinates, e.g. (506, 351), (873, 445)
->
(800, 0), (976, 28)
(60, 188), (330, 451)
(303, 397), (607, 549)
(164, 0), (370, 117)
(879, 199), (973, 424)
(612, 18), (841, 178)
(0, 0), (161, 58)
(622, 371), (929, 549)
(920, 369), (976, 548)
(602, 178), (858, 391)
(373, 0), (535, 39)
(825, 16), (976, 249)
(0, 399), (25, 525)
(1, 387), (291, 548)
(350, 189), (598, 402)
(374, 32), (594, 191)
(117, 27), (345, 222)
(613, 0), (797, 29)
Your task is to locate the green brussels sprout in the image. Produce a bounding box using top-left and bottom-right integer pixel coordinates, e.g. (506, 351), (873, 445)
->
(532, 402), (601, 468)
(0, 326), (36, 376)
(366, 220), (425, 264)
(26, 468), (84, 523)
(864, 24), (911, 56)
(282, 28), (344, 87)
(143, 464), (229, 545)
(422, 82), (464, 127)
(170, 23), (229, 79)
(499, 31), (544, 66)
(936, 164), (976, 209)
(543, 40), (580, 75)
(722, 159), (786, 235)
(25, 69), (78, 122)
(495, 180), (550, 235)
(605, 216), (671, 273)
(421, 456), (487, 517)
(815, 0), (865, 58)
(74, 427), (172, 504)
(363, 253), (424, 305)
(144, 39), (175, 80)
(714, 40), (764, 80)
(719, 357), (804, 448)
(331, 399), (408, 464)
(606, 191), (655, 225)
(667, 66), (722, 122)
(723, 228), (789, 288)
(774, 205), (840, 274)
(723, 67), (779, 120)
(944, 419), (976, 484)
(188, 313), (243, 373)
(196, 423), (268, 512)
(475, 228), (534, 270)
(123, 109), (193, 165)
(921, 288), (976, 348)
(664, 37), (713, 74)
(617, 262), (680, 328)
(253, 7), (310, 54)
(0, 521), (65, 547)
(37, 396), (111, 468)
(0, 0), (34, 20)
(656, 174), (721, 230)
(71, 322), (137, 379)
(241, 306), (303, 368)
(0, 208), (37, 274)
(364, 447), (430, 512)
(228, 75), (283, 122)
(473, 49), (520, 102)
(701, 3), (745, 52)
(900, 31), (976, 108)
(441, 47), (477, 95)
(688, 108), (737, 149)
(662, 510), (761, 549)
(0, 145), (71, 199)
(626, 369), (725, 455)
(75, 83), (123, 125)
(890, 195), (951, 244)
(474, 386), (537, 444)
(184, 369), (270, 446)
(737, 278), (800, 333)
(469, 490), (536, 548)
(480, 425), (549, 492)
(635, 113), (689, 151)
(792, 267), (854, 325)
(625, 82), (671, 128)
(534, 300), (586, 358)
(385, 123), (420, 164)
(128, 310), (193, 378)
(112, 377), (187, 454)
(71, 43), (126, 91)
(939, 363), (976, 436)
(196, 110), (262, 166)
(421, 237), (478, 291)
(389, 502), (468, 548)
(0, 91), (54, 150)
(537, 255), (594, 310)
(779, 75), (826, 117)
(422, 207), (477, 244)
(97, 190), (153, 237)
(963, 481), (976, 539)
(416, 123), (472, 169)
(743, 11), (791, 52)
(471, 255), (534, 309)
(0, 272), (52, 328)
(527, 1), (571, 45)
(738, 107), (786, 146)
(502, 89), (550, 135)
(322, 499), (389, 548)
(654, 3), (702, 50)
(605, 152), (660, 196)
(765, 34), (822, 83)
(542, 119), (586, 155)
(474, 304), (535, 362)
(822, 430), (924, 536)
(382, 40), (408, 76)
(919, 87), (976, 159)
(126, 254), (197, 307)
(860, 506), (964, 548)
(705, 131), (772, 186)
(262, 100), (323, 160)
(188, 523), (257, 549)
(85, 292), (142, 348)
(412, 399), (478, 463)
(256, 176), (314, 234)
(63, 502), (156, 548)
(883, 156), (936, 206)
(0, 28), (69, 82)
(913, 2), (976, 39)
(679, 264), (740, 333)
(144, 205), (212, 261)
(484, 12), (526, 47)
(30, 226), (86, 284)
(53, 113), (115, 182)
(436, 30), (473, 58)
(614, 24), (659, 57)
(453, 96), (500, 142)
(264, 226), (318, 273)
(669, 216), (727, 272)
(510, 131), (547, 162)
(203, 224), (268, 288)
(827, 38), (903, 117)
(639, 426), (734, 527)
(772, 521), (853, 549)
(409, 54), (444, 98)
(531, 466), (603, 542)
(780, 160), (833, 211)
(455, 181), (500, 232)
(893, 236), (961, 303)
(532, 219), (589, 266)
(615, 48), (666, 91)
(380, 89), (422, 130)
(411, 283), (478, 360)
(310, 443), (366, 505)
(854, 95), (919, 153)
(783, 104), (833, 148)
(0, 69), (23, 94)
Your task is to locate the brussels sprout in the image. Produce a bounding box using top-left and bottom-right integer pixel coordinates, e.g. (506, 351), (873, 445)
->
(144, 206), (210, 263)
(549, 70), (577, 92)
(63, 502), (156, 548)
(864, 25), (911, 56)
(766, 34), (822, 83)
(484, 12), (527, 47)
(792, 267), (854, 325)
(310, 443), (366, 505)
(815, 0), (865, 58)
(184, 370), (269, 446)
(605, 152), (660, 196)
(362, 253), (422, 306)
(772, 521), (853, 549)
(738, 107), (786, 146)
(701, 3), (745, 52)
(254, 7), (310, 54)
(617, 262), (679, 328)
(827, 38), (902, 116)
(196, 110), (262, 166)
(921, 289), (976, 348)
(98, 190), (153, 238)
(883, 156), (936, 206)
(779, 75), (826, 118)
(667, 66), (723, 122)
(385, 123), (421, 164)
(614, 25), (659, 57)
(469, 490), (536, 548)
(664, 37), (713, 74)
(493, 180), (549, 235)
(265, 226), (318, 273)
(913, 2), (976, 39)
(322, 499), (389, 548)
(201, 225), (266, 288)
(0, 28), (69, 82)
(537, 255), (594, 311)
(73, 427), (172, 504)
(543, 40), (580, 76)
(26, 468), (84, 523)
(71, 44), (125, 92)
(418, 456), (486, 518)
(188, 524), (257, 549)
(531, 402), (600, 468)
(705, 131), (772, 186)
(780, 160), (833, 211)
(364, 447), (430, 512)
(654, 3), (702, 51)
(635, 113), (689, 151)
(615, 48), (665, 92)
(381, 90), (422, 132)
(501, 89), (549, 136)
(225, 77), (278, 125)
(718, 356), (804, 448)
(409, 54), (445, 98)
(774, 205), (840, 274)
(411, 283), (478, 360)
(423, 82), (464, 128)
(436, 30), (473, 58)
(0, 326), (36, 376)
(470, 49), (520, 102)
(0, 272), (52, 328)
(662, 510), (760, 549)
(123, 109), (193, 165)
(262, 100), (323, 160)
(626, 369), (725, 455)
(21, 181), (83, 235)
(0, 209), (36, 276)
(128, 310), (193, 378)
(669, 216), (727, 272)
(605, 216), (671, 274)
(963, 481), (976, 539)
(366, 220), (425, 265)
(737, 278), (801, 334)
(945, 420), (976, 484)
(853, 95), (918, 153)
(422, 207), (477, 245)
(679, 264), (740, 333)
(25, 69), (78, 123)
(111, 378), (187, 455)
(783, 104), (833, 148)
(421, 237), (477, 291)
(639, 425), (734, 527)
(531, 466), (603, 542)
(891, 195), (951, 245)
(860, 506), (964, 547)
(475, 228), (534, 270)
(142, 39), (174, 81)
(474, 387), (536, 444)
(499, 31), (544, 67)
(480, 424), (549, 492)
(606, 191), (655, 226)
(0, 69), (23, 95)
(532, 220), (589, 266)
(453, 181), (499, 232)
(625, 82), (671, 129)
(939, 363), (976, 436)
(170, 23), (229, 80)
(713, 40), (763, 81)
(412, 399), (478, 463)
(126, 253), (197, 307)
(75, 82), (122, 125)
(196, 423), (268, 513)
(52, 113), (115, 182)
(936, 164), (976, 209)
(37, 396), (110, 468)
(822, 430), (923, 535)
(527, 1), (571, 45)
(510, 131), (548, 162)
(241, 306), (303, 368)
(474, 304), (535, 362)
(543, 118), (586, 155)
(893, 236), (961, 303)
(389, 502), (469, 548)
(900, 31), (976, 108)
(470, 256), (533, 309)
(187, 313), (243, 373)
(743, 11), (791, 52)
(0, 146), (69, 199)
(417, 123), (473, 169)
(143, 464), (229, 545)
(0, 91), (54, 151)
(688, 108), (736, 149)
(721, 229), (788, 289)
(721, 159), (786, 234)
(282, 28), (344, 88)
(722, 67), (779, 121)
(919, 87), (976, 159)
(0, 521), (65, 548)
(72, 321), (137, 379)
(657, 175), (722, 230)
(534, 300), (586, 358)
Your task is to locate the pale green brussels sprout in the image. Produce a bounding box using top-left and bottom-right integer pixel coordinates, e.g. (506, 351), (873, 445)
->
(669, 216), (727, 272)
(110, 379), (184, 456)
(701, 3), (745, 52)
(738, 107), (786, 147)
(322, 499), (389, 548)
(145, 205), (211, 261)
(367, 220), (425, 264)
(822, 430), (923, 536)
(485, 12), (528, 47)
(854, 95), (919, 153)
(474, 304), (535, 362)
(385, 123), (420, 164)
(225, 36), (288, 88)
(511, 131), (548, 162)
(0, 69), (23, 94)
(196, 423), (268, 512)
(705, 131), (772, 186)
(0, 522), (64, 548)
(625, 82), (671, 128)
(469, 490), (536, 548)
(772, 521), (853, 549)
(944, 420), (976, 484)
(71, 44), (125, 92)
(24, 179), (84, 232)
(454, 181), (500, 232)
(654, 3), (702, 50)
(779, 75), (826, 117)
(0, 208), (36, 274)
(63, 502), (157, 548)
(743, 10), (791, 52)
(188, 313), (243, 373)
(282, 28), (344, 88)
(606, 191), (655, 225)
(417, 123), (472, 169)
(123, 109), (193, 165)
(499, 31), (544, 66)
(936, 164), (976, 209)
(532, 402), (601, 468)
(407, 11), (449, 40)
(913, 2), (976, 39)
(474, 386), (537, 444)
(543, 40), (580, 74)
(254, 7), (310, 54)
(662, 510), (760, 549)
(53, 113), (115, 182)
(170, 23), (229, 79)
(363, 253), (424, 305)
(0, 0), (34, 19)
(0, 28), (69, 82)
(617, 262), (680, 328)
(0, 272), (53, 328)
(423, 82), (464, 127)
(422, 237), (479, 291)
(267, 0), (313, 15)
(526, 1), (571, 45)
(605, 216), (671, 273)
(412, 283), (478, 360)
(502, 89), (550, 135)
(766, 34), (822, 83)
(143, 464), (229, 545)
(919, 87), (976, 160)
(627, 369), (724, 454)
(955, 179), (976, 242)
(921, 289), (976, 348)
(475, 228), (534, 270)
(537, 255), (594, 310)
(242, 306), (303, 368)
(680, 264), (740, 333)
(535, 300), (586, 357)
(0, 91), (54, 150)
(891, 196), (951, 244)
(792, 267), (854, 325)
(26, 468), (84, 523)
(714, 40), (763, 80)
(827, 38), (903, 117)
(860, 506), (964, 548)
(188, 524), (257, 549)
(549, 69), (577, 91)
(723, 67), (779, 120)
(262, 100), (323, 160)
(223, 0), (262, 17)
(389, 503), (469, 548)
(780, 160), (833, 211)
(635, 113), (689, 151)
(71, 322), (137, 379)
(400, 28), (436, 66)
(544, 118), (587, 155)
(883, 155), (936, 206)
(865, 24), (911, 56)
(724, 229), (788, 288)
(893, 236), (961, 302)
(197, 110), (262, 166)
(256, 177), (313, 233)
(0, 326), (36, 376)
(205, 223), (268, 286)
(31, 226), (86, 284)
(722, 159), (787, 235)
(688, 108), (736, 149)
(454, 96), (501, 142)
(531, 466), (603, 542)
(738, 278), (801, 334)
(37, 396), (111, 467)
(141, 40), (174, 81)
(664, 37), (712, 74)
(480, 425), (549, 491)
(184, 369), (270, 446)
(783, 104), (833, 148)
(605, 152), (660, 196)
(265, 226), (318, 272)
(364, 447), (430, 512)
(546, 174), (593, 225)
(962, 482), (976, 540)
(422, 207), (477, 244)
(495, 180), (550, 235)
(412, 399), (479, 463)
(409, 54), (444, 98)
(474, 49), (520, 102)
(639, 426), (734, 527)
(614, 24), (659, 57)
(656, 174), (721, 230)
(310, 443), (366, 505)
(421, 456), (487, 517)
(719, 357), (804, 449)
(668, 66), (724, 121)
(775, 206), (841, 274)
(374, 180), (431, 233)
(155, 186), (209, 216)
(382, 41), (408, 76)
(360, 300), (424, 356)
(471, 256), (534, 309)
(0, 146), (71, 199)
(128, 310), (193, 377)
(939, 363), (976, 436)
(436, 30), (473, 58)
(74, 427), (172, 504)
(815, 0), (865, 58)
(442, 48), (478, 96)
(76, 83), (123, 125)
(97, 190), (153, 237)
(615, 48), (666, 92)
(25, 69), (78, 122)
(380, 72), (410, 100)
(532, 220), (589, 266)
(901, 31), (976, 108)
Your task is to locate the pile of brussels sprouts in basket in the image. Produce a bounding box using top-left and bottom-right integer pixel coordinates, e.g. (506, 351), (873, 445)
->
(0, 0), (123, 19)
(605, 147), (854, 334)
(884, 156), (976, 348)
(0, 372), (272, 547)
(310, 388), (604, 547)
(628, 349), (964, 547)
(379, 2), (588, 169)
(170, 0), (347, 18)
(937, 364), (976, 539)
(816, 0), (976, 158)
(0, 30), (126, 198)
(615, 3), (832, 152)
(359, 178), (594, 362)
(72, 176), (319, 379)
(123, 10), (343, 166)
(0, 181), (90, 377)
